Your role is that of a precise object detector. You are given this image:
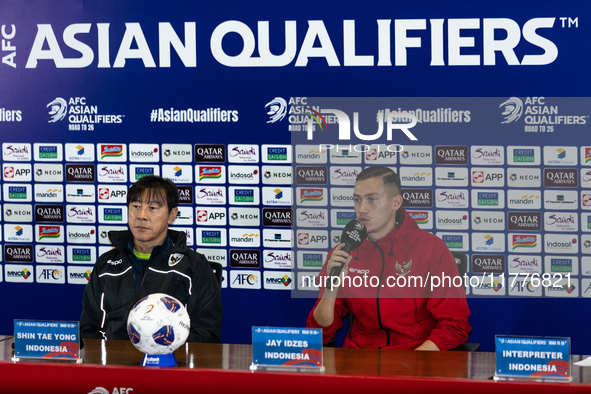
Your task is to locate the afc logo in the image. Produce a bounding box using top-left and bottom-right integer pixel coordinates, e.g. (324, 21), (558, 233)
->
(232, 273), (258, 286)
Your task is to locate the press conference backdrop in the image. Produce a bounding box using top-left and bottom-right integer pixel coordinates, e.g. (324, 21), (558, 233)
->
(0, 0), (590, 352)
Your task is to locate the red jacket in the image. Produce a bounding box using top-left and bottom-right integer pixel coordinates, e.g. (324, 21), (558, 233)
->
(306, 209), (471, 350)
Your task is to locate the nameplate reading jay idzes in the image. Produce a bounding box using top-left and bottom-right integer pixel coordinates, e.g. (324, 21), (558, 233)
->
(251, 327), (323, 371)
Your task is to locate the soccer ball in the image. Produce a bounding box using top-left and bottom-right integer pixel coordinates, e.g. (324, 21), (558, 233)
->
(127, 293), (191, 355)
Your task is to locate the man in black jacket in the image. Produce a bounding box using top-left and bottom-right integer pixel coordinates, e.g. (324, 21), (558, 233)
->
(80, 176), (222, 343)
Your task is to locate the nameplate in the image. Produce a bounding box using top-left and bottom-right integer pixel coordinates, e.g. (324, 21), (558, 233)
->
(250, 326), (324, 372)
(495, 335), (571, 382)
(13, 320), (81, 362)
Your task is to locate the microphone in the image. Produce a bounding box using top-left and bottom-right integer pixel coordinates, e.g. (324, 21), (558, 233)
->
(326, 220), (367, 290)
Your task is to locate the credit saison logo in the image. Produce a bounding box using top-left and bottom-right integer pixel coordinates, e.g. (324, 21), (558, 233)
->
(265, 146), (288, 160)
(301, 253), (324, 268)
(510, 148), (537, 163)
(201, 230), (222, 244)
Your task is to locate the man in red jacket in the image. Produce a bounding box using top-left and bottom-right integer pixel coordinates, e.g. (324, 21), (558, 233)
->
(306, 166), (471, 350)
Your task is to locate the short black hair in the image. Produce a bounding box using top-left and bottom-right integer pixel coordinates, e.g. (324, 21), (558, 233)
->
(127, 175), (179, 213)
(356, 166), (401, 195)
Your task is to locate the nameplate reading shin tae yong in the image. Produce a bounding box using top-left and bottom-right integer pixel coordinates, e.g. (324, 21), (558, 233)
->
(250, 327), (323, 372)
(13, 320), (81, 363)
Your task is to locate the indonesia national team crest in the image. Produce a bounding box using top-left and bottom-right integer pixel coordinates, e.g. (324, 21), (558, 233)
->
(168, 253), (184, 267)
(396, 260), (412, 276)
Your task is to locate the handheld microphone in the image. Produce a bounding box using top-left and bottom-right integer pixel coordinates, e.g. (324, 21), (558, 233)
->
(326, 220), (367, 290)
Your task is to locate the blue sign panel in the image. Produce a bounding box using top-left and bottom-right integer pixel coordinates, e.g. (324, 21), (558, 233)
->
(14, 320), (80, 361)
(495, 335), (570, 381)
(251, 326), (323, 371)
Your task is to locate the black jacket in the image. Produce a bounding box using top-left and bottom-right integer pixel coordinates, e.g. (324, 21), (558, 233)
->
(80, 230), (222, 343)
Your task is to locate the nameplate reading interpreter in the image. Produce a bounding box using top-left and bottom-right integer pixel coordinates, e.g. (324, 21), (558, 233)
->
(494, 335), (570, 382)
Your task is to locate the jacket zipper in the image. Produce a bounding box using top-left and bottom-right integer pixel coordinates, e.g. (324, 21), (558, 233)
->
(374, 241), (390, 347)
